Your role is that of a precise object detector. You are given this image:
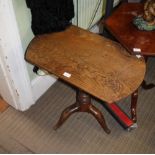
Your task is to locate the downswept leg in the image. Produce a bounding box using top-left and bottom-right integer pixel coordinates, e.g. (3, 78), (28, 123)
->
(88, 104), (111, 134)
(53, 103), (80, 130)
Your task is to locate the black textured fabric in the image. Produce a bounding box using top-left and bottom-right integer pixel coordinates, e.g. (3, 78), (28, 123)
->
(26, 0), (74, 35)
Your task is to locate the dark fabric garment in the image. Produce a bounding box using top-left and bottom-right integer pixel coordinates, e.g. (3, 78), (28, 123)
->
(25, 0), (74, 35)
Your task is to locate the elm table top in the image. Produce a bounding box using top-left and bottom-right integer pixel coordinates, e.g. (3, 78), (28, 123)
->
(105, 3), (155, 56)
(25, 25), (145, 103)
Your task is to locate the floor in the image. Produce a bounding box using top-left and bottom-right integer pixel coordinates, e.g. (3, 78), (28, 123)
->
(0, 57), (155, 154)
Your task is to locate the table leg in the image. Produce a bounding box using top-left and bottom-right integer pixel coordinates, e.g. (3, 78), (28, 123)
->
(131, 90), (138, 123)
(54, 89), (111, 134)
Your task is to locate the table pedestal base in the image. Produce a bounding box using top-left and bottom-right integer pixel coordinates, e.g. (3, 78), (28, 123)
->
(54, 89), (111, 134)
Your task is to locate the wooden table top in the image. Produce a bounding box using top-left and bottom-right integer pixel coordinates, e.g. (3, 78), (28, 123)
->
(25, 25), (145, 103)
(105, 3), (155, 56)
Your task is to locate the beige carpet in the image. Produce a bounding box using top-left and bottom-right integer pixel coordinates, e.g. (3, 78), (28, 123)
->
(0, 58), (155, 154)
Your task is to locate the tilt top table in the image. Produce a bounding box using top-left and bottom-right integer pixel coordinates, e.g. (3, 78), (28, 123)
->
(25, 25), (146, 134)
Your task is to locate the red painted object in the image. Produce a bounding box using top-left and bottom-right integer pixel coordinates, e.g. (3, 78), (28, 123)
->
(109, 103), (133, 127)
(105, 102), (135, 129)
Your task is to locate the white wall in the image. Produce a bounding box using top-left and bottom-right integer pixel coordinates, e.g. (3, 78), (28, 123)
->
(0, 0), (56, 111)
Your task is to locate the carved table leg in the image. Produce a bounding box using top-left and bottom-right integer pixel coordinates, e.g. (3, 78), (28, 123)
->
(54, 89), (111, 134)
(131, 90), (138, 123)
(88, 104), (111, 134)
(53, 103), (80, 130)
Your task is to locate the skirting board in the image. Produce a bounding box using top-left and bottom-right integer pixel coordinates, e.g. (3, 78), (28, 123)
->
(31, 74), (57, 102)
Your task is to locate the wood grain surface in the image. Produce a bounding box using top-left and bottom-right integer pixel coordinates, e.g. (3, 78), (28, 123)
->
(105, 3), (155, 56)
(25, 25), (146, 103)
